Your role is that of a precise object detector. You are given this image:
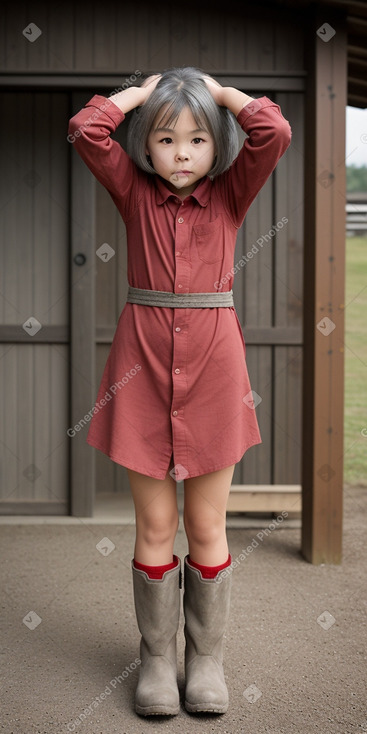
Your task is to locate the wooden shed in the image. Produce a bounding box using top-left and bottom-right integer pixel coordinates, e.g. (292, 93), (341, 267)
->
(1, 0), (365, 563)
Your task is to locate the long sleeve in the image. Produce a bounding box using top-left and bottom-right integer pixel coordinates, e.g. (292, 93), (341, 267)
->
(68, 94), (146, 220)
(217, 96), (292, 228)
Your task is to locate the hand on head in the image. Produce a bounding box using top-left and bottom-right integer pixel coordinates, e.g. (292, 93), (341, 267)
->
(202, 75), (224, 105)
(140, 74), (162, 103)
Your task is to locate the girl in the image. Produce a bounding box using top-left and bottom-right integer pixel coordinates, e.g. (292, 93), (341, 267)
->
(68, 67), (291, 717)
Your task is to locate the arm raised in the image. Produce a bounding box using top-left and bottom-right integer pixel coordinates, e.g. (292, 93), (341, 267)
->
(108, 74), (162, 113)
(203, 75), (255, 115)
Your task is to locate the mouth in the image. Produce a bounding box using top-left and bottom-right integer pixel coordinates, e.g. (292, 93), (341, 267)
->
(174, 170), (192, 176)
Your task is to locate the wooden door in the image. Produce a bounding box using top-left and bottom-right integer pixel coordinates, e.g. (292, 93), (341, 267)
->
(0, 92), (70, 514)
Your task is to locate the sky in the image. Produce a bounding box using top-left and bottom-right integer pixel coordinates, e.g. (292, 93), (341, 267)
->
(346, 105), (367, 167)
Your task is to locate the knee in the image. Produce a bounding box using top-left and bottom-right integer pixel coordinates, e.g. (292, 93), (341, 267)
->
(183, 510), (225, 548)
(137, 507), (179, 547)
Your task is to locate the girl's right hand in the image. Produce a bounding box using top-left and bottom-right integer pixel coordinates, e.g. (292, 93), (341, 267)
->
(203, 75), (224, 106)
(140, 74), (162, 103)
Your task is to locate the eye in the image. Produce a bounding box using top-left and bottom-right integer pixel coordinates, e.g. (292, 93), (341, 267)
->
(192, 137), (205, 144)
(159, 137), (172, 144)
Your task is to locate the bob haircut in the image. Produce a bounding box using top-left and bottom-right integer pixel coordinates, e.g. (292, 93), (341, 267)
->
(127, 66), (239, 178)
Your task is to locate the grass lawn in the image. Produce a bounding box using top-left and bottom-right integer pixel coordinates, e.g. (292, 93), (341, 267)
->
(344, 235), (367, 485)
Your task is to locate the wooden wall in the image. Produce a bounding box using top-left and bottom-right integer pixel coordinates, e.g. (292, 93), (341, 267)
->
(1, 2), (305, 75)
(0, 0), (306, 506)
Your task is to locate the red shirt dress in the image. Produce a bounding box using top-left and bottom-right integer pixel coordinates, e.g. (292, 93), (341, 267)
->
(68, 94), (292, 480)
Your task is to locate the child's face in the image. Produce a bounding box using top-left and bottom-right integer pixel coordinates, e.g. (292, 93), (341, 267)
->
(145, 105), (216, 198)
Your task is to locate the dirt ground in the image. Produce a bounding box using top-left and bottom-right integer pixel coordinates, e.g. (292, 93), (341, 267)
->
(1, 485), (366, 734)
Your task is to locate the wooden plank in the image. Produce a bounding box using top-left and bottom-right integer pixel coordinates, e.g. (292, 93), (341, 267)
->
(115, 5), (136, 73)
(242, 170), (273, 330)
(93, 2), (117, 71)
(169, 7), (201, 68)
(47, 4), (74, 71)
(34, 93), (51, 323)
(74, 3), (94, 71)
(95, 182), (118, 328)
(273, 346), (303, 483)
(23, 1), (49, 71)
(134, 4), (154, 71)
(50, 345), (70, 508)
(246, 15), (275, 72)
(50, 93), (69, 324)
(272, 90), (303, 486)
(0, 345), (18, 502)
(227, 484), (301, 513)
(4, 2), (28, 70)
(275, 10), (305, 71)
(234, 345), (272, 486)
(244, 326), (302, 344)
(0, 501), (68, 515)
(144, 5), (170, 70)
(95, 344), (116, 495)
(301, 9), (346, 564)
(0, 326), (68, 342)
(197, 7), (226, 70)
(17, 347), (35, 501)
(70, 92), (96, 517)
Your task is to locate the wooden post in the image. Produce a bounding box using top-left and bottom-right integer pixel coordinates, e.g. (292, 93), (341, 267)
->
(301, 10), (347, 563)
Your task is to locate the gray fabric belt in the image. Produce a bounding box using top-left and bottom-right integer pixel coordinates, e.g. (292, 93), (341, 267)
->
(127, 286), (234, 309)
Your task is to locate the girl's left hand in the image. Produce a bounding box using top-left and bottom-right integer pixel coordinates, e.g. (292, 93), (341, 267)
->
(203, 75), (224, 105)
(140, 74), (162, 103)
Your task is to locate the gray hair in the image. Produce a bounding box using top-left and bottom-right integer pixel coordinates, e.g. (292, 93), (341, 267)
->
(127, 66), (239, 178)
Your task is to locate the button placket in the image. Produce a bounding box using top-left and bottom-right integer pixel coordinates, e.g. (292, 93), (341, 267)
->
(170, 204), (191, 466)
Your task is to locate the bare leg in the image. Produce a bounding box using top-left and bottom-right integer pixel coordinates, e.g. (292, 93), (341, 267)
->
(183, 464), (235, 566)
(127, 465), (179, 565)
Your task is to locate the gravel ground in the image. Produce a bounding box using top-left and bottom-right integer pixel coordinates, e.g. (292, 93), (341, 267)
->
(1, 485), (366, 734)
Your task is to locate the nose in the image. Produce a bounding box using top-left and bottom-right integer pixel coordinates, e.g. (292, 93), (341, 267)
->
(175, 146), (189, 161)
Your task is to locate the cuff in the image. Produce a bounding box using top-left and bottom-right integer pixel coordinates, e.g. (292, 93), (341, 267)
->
(84, 94), (126, 126)
(236, 96), (279, 125)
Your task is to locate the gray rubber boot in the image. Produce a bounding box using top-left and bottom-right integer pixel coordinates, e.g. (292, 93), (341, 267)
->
(183, 555), (232, 713)
(132, 557), (181, 716)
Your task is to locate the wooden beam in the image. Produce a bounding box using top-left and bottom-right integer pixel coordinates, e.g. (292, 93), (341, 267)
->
(0, 73), (306, 92)
(302, 10), (346, 564)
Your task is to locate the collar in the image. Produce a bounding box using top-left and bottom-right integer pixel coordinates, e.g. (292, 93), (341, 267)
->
(154, 175), (211, 207)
